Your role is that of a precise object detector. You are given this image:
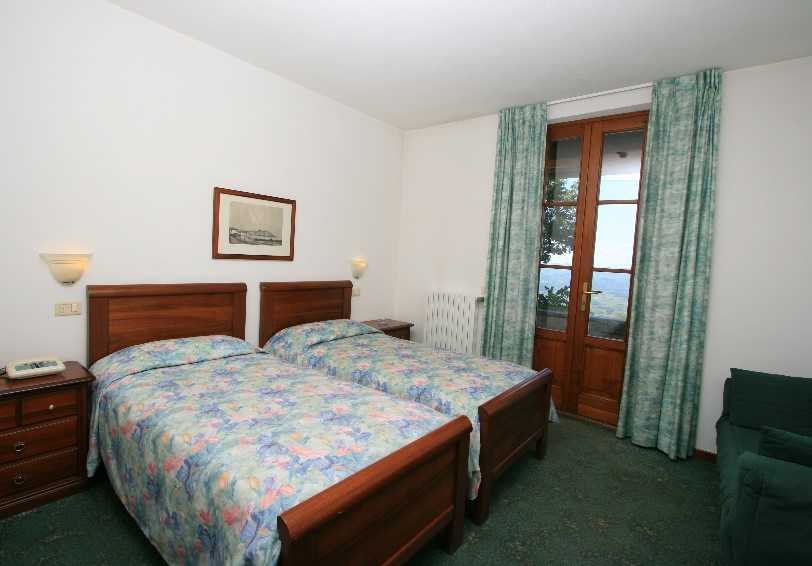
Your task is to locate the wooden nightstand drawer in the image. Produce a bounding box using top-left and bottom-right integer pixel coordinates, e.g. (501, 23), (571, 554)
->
(0, 448), (78, 499)
(0, 417), (78, 465)
(0, 400), (15, 431)
(21, 388), (78, 425)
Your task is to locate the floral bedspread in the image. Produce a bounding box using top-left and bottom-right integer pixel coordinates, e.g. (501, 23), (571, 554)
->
(88, 335), (453, 566)
(264, 320), (558, 498)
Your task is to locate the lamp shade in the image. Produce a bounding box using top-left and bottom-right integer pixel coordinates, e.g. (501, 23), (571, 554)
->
(40, 252), (92, 285)
(350, 257), (368, 279)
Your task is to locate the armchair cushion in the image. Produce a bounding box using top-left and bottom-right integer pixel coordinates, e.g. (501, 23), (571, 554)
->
(727, 369), (812, 435)
(759, 426), (812, 468)
(731, 452), (812, 565)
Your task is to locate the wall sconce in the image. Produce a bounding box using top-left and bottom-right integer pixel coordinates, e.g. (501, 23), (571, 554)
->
(40, 252), (92, 286)
(350, 257), (368, 280)
(350, 257), (367, 297)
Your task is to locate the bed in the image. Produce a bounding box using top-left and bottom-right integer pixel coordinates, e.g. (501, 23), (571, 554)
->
(86, 283), (472, 565)
(258, 281), (553, 525)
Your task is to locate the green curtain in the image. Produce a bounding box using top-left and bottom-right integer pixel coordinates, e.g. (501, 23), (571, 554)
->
(616, 68), (722, 460)
(482, 103), (547, 367)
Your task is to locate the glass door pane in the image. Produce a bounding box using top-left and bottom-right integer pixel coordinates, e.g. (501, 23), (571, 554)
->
(587, 272), (630, 340)
(598, 130), (644, 200)
(544, 137), (581, 201)
(592, 204), (638, 269)
(538, 268), (571, 331)
(541, 206), (577, 265)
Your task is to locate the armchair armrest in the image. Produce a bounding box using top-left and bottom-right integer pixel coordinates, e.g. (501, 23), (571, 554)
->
(731, 452), (812, 565)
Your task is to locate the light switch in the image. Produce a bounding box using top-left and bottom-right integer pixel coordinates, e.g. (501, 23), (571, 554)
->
(55, 302), (81, 316)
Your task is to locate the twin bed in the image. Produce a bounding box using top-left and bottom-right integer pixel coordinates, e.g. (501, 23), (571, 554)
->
(258, 281), (553, 525)
(85, 281), (553, 565)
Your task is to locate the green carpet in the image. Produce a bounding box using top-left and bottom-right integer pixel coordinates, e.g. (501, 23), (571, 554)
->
(0, 417), (720, 565)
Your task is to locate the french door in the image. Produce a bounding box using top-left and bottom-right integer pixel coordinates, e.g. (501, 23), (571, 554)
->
(533, 112), (648, 425)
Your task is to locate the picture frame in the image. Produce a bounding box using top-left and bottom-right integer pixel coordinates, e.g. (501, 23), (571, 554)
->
(212, 187), (296, 261)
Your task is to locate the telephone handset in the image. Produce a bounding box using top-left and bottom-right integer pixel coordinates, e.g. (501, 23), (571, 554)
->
(4, 357), (66, 380)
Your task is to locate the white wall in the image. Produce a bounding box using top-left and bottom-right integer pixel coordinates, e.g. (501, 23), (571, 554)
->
(698, 56), (812, 452)
(395, 114), (499, 342)
(395, 56), (812, 453)
(0, 0), (404, 364)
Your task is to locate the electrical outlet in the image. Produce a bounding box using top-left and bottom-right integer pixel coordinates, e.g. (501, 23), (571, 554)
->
(55, 302), (81, 316)
(352, 287), (361, 297)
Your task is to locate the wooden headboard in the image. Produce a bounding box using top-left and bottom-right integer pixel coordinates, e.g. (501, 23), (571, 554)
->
(259, 281), (352, 346)
(87, 283), (247, 365)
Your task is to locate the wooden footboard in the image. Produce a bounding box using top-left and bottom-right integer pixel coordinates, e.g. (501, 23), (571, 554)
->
(471, 368), (553, 525)
(278, 415), (472, 566)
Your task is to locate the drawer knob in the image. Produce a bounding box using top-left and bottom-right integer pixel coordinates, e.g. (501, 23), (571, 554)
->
(48, 404), (55, 411)
(13, 474), (25, 486)
(13, 441), (25, 453)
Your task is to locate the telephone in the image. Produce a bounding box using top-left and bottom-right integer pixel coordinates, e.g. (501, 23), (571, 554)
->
(4, 357), (66, 380)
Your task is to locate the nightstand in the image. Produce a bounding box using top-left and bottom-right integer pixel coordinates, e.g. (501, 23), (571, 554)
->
(0, 362), (94, 518)
(363, 319), (414, 340)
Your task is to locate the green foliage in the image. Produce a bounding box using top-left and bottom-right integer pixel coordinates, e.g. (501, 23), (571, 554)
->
(540, 178), (578, 263)
(539, 284), (569, 309)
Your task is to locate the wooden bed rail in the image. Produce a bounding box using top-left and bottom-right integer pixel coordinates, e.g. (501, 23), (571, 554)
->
(472, 368), (553, 524)
(278, 415), (472, 565)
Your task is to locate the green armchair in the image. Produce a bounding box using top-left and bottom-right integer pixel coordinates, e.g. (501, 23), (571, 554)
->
(715, 368), (812, 566)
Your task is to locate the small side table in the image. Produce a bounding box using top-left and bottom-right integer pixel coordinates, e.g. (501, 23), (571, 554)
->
(0, 361), (94, 518)
(363, 319), (414, 340)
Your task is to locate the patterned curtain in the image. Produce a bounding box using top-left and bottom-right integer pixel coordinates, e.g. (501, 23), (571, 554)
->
(616, 69), (722, 459)
(482, 103), (547, 366)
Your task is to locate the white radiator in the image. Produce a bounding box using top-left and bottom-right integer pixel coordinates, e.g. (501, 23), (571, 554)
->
(425, 292), (484, 355)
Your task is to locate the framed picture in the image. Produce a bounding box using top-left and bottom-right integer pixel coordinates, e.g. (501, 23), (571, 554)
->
(212, 187), (296, 261)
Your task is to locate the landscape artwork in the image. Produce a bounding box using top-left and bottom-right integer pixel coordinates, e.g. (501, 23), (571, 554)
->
(212, 187), (296, 260)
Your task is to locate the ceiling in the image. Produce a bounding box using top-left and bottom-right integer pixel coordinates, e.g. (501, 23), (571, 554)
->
(108, 0), (812, 130)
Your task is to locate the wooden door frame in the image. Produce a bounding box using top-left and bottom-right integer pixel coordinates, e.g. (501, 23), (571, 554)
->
(535, 110), (649, 421)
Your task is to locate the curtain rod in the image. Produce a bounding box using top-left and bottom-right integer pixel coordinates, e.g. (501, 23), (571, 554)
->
(548, 82), (653, 106)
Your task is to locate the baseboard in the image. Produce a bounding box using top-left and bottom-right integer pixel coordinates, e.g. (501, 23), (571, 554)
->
(556, 410), (617, 431)
(693, 449), (717, 463)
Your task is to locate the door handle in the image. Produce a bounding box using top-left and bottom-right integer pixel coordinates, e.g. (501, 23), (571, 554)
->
(580, 282), (603, 311)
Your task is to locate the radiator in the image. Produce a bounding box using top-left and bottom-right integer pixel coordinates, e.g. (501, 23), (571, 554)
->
(425, 292), (484, 355)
